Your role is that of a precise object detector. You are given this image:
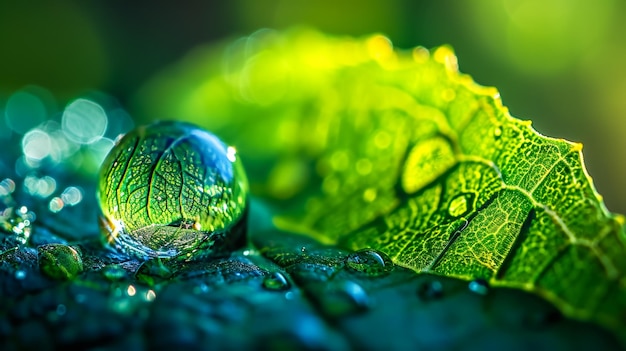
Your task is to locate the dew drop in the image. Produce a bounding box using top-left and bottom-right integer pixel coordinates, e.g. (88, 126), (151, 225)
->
(345, 248), (393, 276)
(494, 126), (502, 139)
(320, 280), (370, 317)
(447, 193), (474, 218)
(417, 280), (443, 300)
(262, 272), (290, 291)
(37, 244), (83, 280)
(468, 278), (489, 295)
(97, 121), (249, 260)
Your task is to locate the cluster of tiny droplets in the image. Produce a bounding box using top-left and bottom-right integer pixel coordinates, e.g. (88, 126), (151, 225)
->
(0, 178), (34, 244)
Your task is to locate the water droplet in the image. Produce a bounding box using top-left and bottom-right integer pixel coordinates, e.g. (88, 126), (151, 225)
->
(127, 285), (136, 296)
(37, 244), (83, 280)
(417, 280), (443, 300)
(98, 121), (249, 260)
(101, 264), (128, 281)
(135, 257), (173, 286)
(263, 272), (290, 291)
(494, 126), (502, 139)
(345, 248), (393, 276)
(447, 193), (474, 218)
(301, 246), (306, 253)
(468, 279), (489, 295)
(320, 281), (370, 317)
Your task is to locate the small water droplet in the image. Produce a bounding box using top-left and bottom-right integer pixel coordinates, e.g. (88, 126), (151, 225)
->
(417, 280), (443, 300)
(263, 272), (290, 291)
(38, 244), (83, 280)
(300, 246), (306, 253)
(320, 281), (370, 317)
(447, 193), (474, 218)
(468, 279), (489, 295)
(101, 264), (127, 281)
(494, 126), (502, 139)
(135, 257), (173, 286)
(127, 285), (137, 296)
(345, 248), (393, 276)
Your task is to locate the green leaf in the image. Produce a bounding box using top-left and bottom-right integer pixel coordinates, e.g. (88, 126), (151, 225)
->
(136, 28), (626, 343)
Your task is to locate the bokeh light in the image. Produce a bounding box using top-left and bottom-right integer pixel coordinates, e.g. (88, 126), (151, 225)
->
(62, 98), (108, 144)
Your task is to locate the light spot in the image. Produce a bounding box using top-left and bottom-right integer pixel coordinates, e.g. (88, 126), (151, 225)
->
(4, 91), (47, 135)
(226, 146), (237, 162)
(355, 158), (373, 175)
(145, 289), (156, 302)
(366, 34), (393, 61)
(363, 188), (377, 202)
(127, 285), (136, 297)
(22, 129), (51, 161)
(62, 98), (108, 144)
(24, 175), (56, 198)
(61, 186), (83, 206)
(49, 197), (64, 213)
(374, 131), (391, 149)
(0, 178), (16, 196)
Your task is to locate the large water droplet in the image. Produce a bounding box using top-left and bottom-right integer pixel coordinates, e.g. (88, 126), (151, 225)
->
(37, 244), (83, 280)
(447, 193), (474, 218)
(262, 271), (290, 291)
(98, 121), (249, 260)
(345, 248), (393, 276)
(468, 279), (489, 295)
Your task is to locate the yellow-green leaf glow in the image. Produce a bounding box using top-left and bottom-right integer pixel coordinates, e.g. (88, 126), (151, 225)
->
(136, 28), (626, 341)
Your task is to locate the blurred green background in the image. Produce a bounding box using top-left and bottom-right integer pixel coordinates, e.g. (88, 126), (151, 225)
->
(1, 0), (625, 214)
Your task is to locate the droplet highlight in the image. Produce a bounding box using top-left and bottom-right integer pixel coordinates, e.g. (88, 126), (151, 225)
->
(345, 248), (393, 276)
(263, 272), (290, 291)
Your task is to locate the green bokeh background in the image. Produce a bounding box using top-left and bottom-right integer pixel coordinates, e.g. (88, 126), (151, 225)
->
(1, 0), (625, 214)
